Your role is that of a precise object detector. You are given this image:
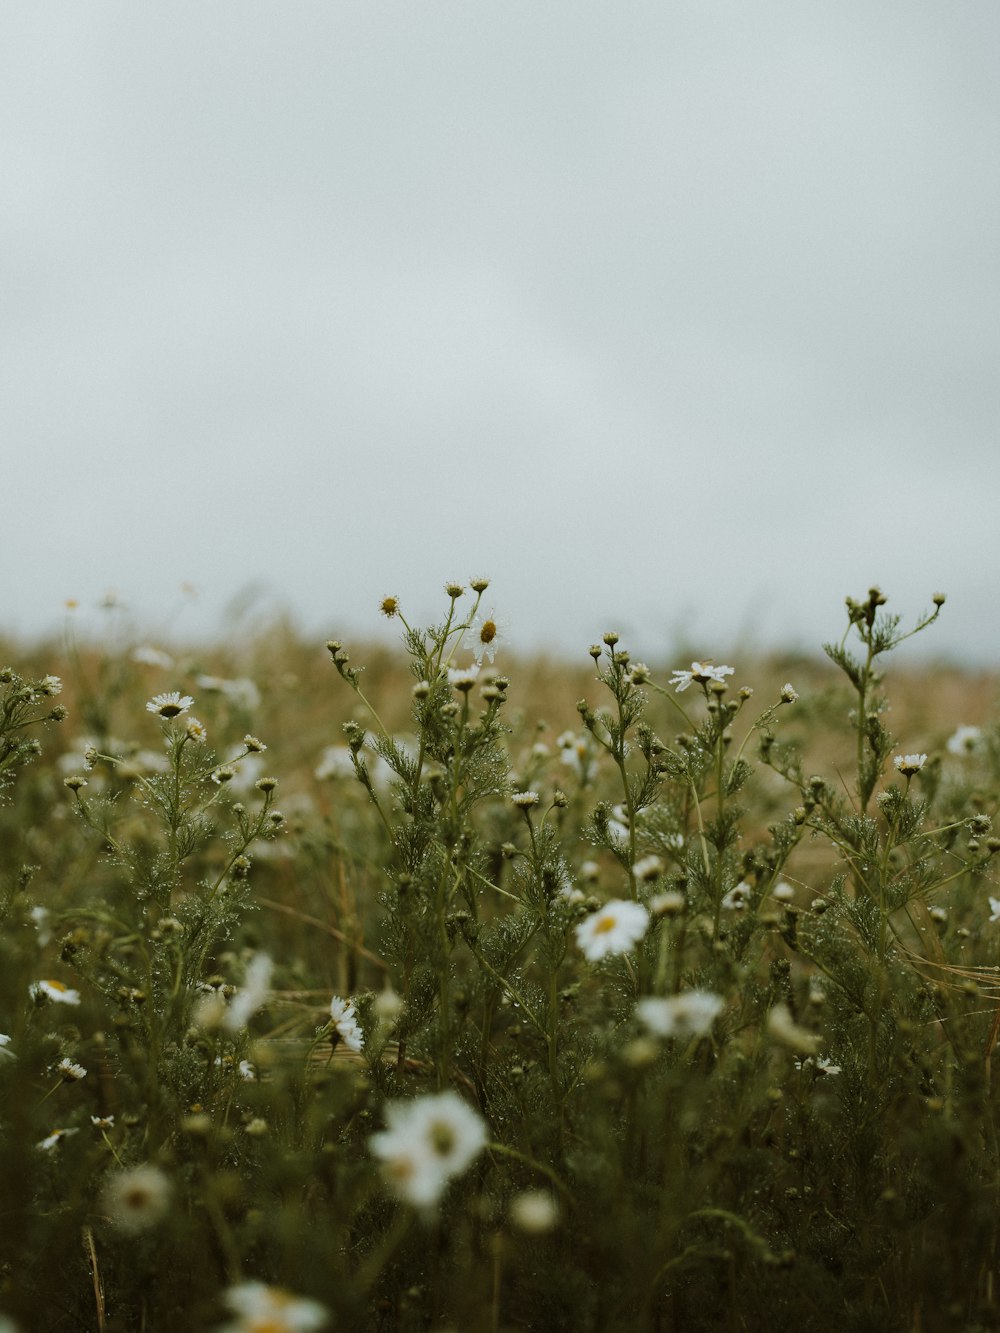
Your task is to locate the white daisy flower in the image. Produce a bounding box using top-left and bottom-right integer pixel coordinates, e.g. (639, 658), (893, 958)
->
(369, 1091), (487, 1209)
(447, 664), (480, 692)
(947, 725), (983, 756)
(988, 897), (1000, 923)
(575, 899), (650, 961)
(100, 1164), (172, 1233)
(55, 1058), (87, 1082)
(632, 855), (665, 882)
(669, 661), (735, 693)
(329, 996), (364, 1053)
(216, 1281), (329, 1332)
(894, 753), (927, 776)
(145, 692), (194, 719)
(636, 990), (724, 1040)
(471, 611), (507, 664)
(721, 881), (752, 912)
(30, 979), (81, 1006)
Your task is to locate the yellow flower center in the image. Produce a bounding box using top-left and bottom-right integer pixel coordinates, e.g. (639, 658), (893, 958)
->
(480, 620), (496, 644)
(594, 915), (618, 934)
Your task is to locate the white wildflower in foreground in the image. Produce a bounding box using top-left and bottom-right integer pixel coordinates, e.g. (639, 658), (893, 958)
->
(30, 979), (81, 1006)
(145, 692), (194, 719)
(216, 1281), (328, 1333)
(636, 991), (724, 1040)
(100, 1164), (172, 1233)
(669, 661), (735, 693)
(329, 996), (364, 1053)
(948, 725), (983, 756)
(369, 1091), (487, 1208)
(222, 953), (273, 1032)
(988, 897), (1000, 924)
(894, 753), (927, 776)
(575, 900), (650, 961)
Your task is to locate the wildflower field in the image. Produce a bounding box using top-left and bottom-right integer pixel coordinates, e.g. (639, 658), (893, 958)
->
(4, 583), (1000, 1332)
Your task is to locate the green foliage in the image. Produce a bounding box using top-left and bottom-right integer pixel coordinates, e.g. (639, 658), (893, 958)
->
(1, 585), (1000, 1331)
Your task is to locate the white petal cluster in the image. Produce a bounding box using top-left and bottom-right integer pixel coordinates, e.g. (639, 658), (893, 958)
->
(947, 725), (982, 756)
(100, 1164), (172, 1233)
(636, 990), (724, 1040)
(216, 1281), (328, 1332)
(30, 979), (81, 1006)
(575, 900), (650, 961)
(894, 753), (928, 776)
(669, 661), (735, 693)
(369, 1091), (487, 1208)
(329, 996), (364, 1053)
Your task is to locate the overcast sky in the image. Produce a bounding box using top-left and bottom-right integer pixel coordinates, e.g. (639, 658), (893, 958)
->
(3, 3), (998, 664)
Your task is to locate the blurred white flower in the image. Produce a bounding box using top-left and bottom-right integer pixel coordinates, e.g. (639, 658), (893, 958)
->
(636, 990), (724, 1040)
(509, 1190), (560, 1234)
(100, 1164), (172, 1233)
(575, 900), (650, 961)
(369, 1091), (487, 1208)
(132, 646), (174, 669)
(721, 881), (752, 912)
(947, 725), (982, 756)
(37, 1127), (79, 1151)
(216, 1281), (328, 1332)
(222, 953), (273, 1032)
(314, 746), (356, 781)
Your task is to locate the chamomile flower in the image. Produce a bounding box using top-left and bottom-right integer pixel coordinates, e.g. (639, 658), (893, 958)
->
(947, 725), (982, 756)
(216, 1281), (329, 1332)
(669, 661), (735, 693)
(636, 990), (724, 1039)
(329, 996), (364, 1053)
(447, 664), (480, 692)
(30, 979), (81, 1006)
(575, 899), (650, 961)
(369, 1091), (487, 1208)
(632, 855), (665, 882)
(100, 1164), (172, 1233)
(721, 881), (752, 911)
(54, 1058), (87, 1082)
(471, 610), (507, 664)
(145, 692), (194, 719)
(894, 753), (927, 776)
